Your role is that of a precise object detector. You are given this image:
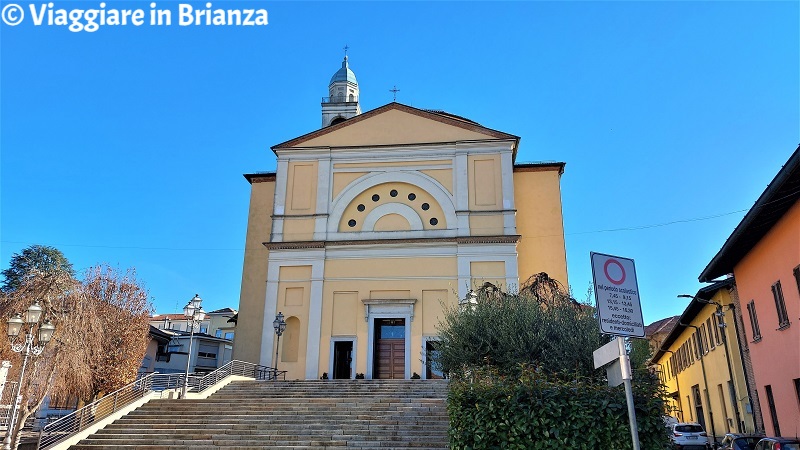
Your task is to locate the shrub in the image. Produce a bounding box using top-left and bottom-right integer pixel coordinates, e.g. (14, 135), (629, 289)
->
(448, 366), (670, 450)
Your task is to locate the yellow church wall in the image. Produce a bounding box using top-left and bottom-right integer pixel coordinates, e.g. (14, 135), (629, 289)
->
(374, 214), (411, 231)
(285, 161), (318, 215)
(331, 167), (453, 200)
(513, 168), (568, 287)
(470, 261), (506, 288)
(318, 279), (458, 379)
(233, 178), (274, 363)
(468, 154), (503, 210)
(332, 172), (369, 199)
(295, 109), (493, 148)
(333, 160), (451, 169)
(276, 265), (312, 380)
(282, 217), (316, 242)
(316, 254), (459, 378)
(468, 214), (505, 236)
(324, 256), (455, 280)
(420, 169), (453, 194)
(421, 290), (451, 333)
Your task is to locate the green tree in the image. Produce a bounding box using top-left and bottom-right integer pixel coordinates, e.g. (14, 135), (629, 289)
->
(435, 273), (608, 379)
(1, 245), (75, 292)
(629, 335), (654, 374)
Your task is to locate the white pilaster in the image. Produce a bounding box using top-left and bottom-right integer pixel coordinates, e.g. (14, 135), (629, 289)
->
(314, 156), (332, 241)
(272, 159), (290, 242)
(454, 154), (470, 236)
(500, 151), (517, 235)
(305, 257), (325, 379)
(259, 259), (281, 367)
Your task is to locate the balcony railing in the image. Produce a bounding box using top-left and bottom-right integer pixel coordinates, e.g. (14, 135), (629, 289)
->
(37, 360), (285, 449)
(322, 95), (358, 104)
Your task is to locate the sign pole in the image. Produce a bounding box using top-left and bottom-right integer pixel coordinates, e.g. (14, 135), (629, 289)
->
(618, 336), (641, 450)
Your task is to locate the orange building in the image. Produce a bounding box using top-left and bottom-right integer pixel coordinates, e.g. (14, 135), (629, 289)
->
(700, 145), (800, 437)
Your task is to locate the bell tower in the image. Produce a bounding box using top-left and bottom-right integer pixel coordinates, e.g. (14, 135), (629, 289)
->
(322, 53), (361, 128)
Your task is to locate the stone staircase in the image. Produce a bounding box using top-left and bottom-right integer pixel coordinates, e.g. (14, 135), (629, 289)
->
(69, 379), (450, 449)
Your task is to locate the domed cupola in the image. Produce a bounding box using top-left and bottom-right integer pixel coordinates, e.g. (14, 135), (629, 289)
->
(322, 54), (361, 128)
(329, 56), (358, 86)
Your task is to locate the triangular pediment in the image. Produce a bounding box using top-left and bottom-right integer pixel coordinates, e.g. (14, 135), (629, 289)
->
(273, 103), (519, 150)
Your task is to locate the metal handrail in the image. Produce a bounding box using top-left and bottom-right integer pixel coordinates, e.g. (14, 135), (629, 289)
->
(37, 360), (285, 449)
(322, 95), (358, 103)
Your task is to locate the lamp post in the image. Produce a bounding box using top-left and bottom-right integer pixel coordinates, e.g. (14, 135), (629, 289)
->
(272, 312), (286, 371)
(181, 294), (206, 399)
(679, 294), (742, 433)
(3, 302), (56, 450)
(459, 290), (478, 311)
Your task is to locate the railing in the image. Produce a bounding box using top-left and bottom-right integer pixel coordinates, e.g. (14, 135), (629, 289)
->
(37, 360), (285, 449)
(0, 381), (18, 430)
(322, 95), (358, 103)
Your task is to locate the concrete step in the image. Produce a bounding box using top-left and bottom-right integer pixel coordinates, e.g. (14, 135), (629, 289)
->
(70, 379), (449, 449)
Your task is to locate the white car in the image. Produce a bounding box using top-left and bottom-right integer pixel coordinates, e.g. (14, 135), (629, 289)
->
(670, 422), (711, 450)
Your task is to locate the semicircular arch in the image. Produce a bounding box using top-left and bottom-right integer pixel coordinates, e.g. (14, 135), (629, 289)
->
(328, 171), (455, 233)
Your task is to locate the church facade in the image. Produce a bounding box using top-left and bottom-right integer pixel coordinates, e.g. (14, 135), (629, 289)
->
(234, 57), (569, 380)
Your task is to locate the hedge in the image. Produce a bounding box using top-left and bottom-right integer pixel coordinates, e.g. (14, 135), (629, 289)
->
(448, 367), (670, 450)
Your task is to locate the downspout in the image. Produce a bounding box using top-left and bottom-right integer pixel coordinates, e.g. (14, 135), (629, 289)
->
(718, 303), (742, 433)
(728, 302), (758, 433)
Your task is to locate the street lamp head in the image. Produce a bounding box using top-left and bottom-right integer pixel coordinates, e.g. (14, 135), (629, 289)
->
(194, 308), (206, 322)
(191, 294), (202, 309)
(678, 294), (721, 308)
(459, 290), (478, 309)
(25, 301), (43, 324)
(6, 313), (24, 338)
(273, 312), (286, 336)
(38, 320), (55, 344)
(183, 301), (196, 318)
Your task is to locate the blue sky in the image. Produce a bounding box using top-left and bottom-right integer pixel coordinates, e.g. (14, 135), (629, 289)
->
(1, 1), (797, 323)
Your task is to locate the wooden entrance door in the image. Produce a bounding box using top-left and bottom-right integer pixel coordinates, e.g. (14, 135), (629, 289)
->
(377, 339), (404, 379)
(374, 319), (405, 379)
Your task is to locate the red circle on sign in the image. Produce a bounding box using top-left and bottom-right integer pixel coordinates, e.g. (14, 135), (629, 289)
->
(604, 259), (626, 285)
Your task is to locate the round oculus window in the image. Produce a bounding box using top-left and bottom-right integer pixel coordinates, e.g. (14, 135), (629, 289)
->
(390, 189), (398, 197)
(421, 203), (430, 211)
(429, 218), (438, 226)
(408, 193), (416, 201)
(348, 219), (356, 227)
(372, 194), (380, 202)
(357, 204), (365, 212)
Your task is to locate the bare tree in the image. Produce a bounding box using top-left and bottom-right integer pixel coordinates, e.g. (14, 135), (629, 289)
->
(0, 270), (91, 449)
(0, 260), (152, 449)
(82, 265), (152, 399)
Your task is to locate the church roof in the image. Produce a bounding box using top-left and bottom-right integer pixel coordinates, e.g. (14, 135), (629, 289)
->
(272, 102), (520, 158)
(329, 56), (357, 86)
(423, 109), (481, 126)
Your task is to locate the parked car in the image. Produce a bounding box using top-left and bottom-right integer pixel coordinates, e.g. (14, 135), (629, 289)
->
(754, 437), (800, 450)
(670, 422), (711, 449)
(718, 433), (766, 450)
